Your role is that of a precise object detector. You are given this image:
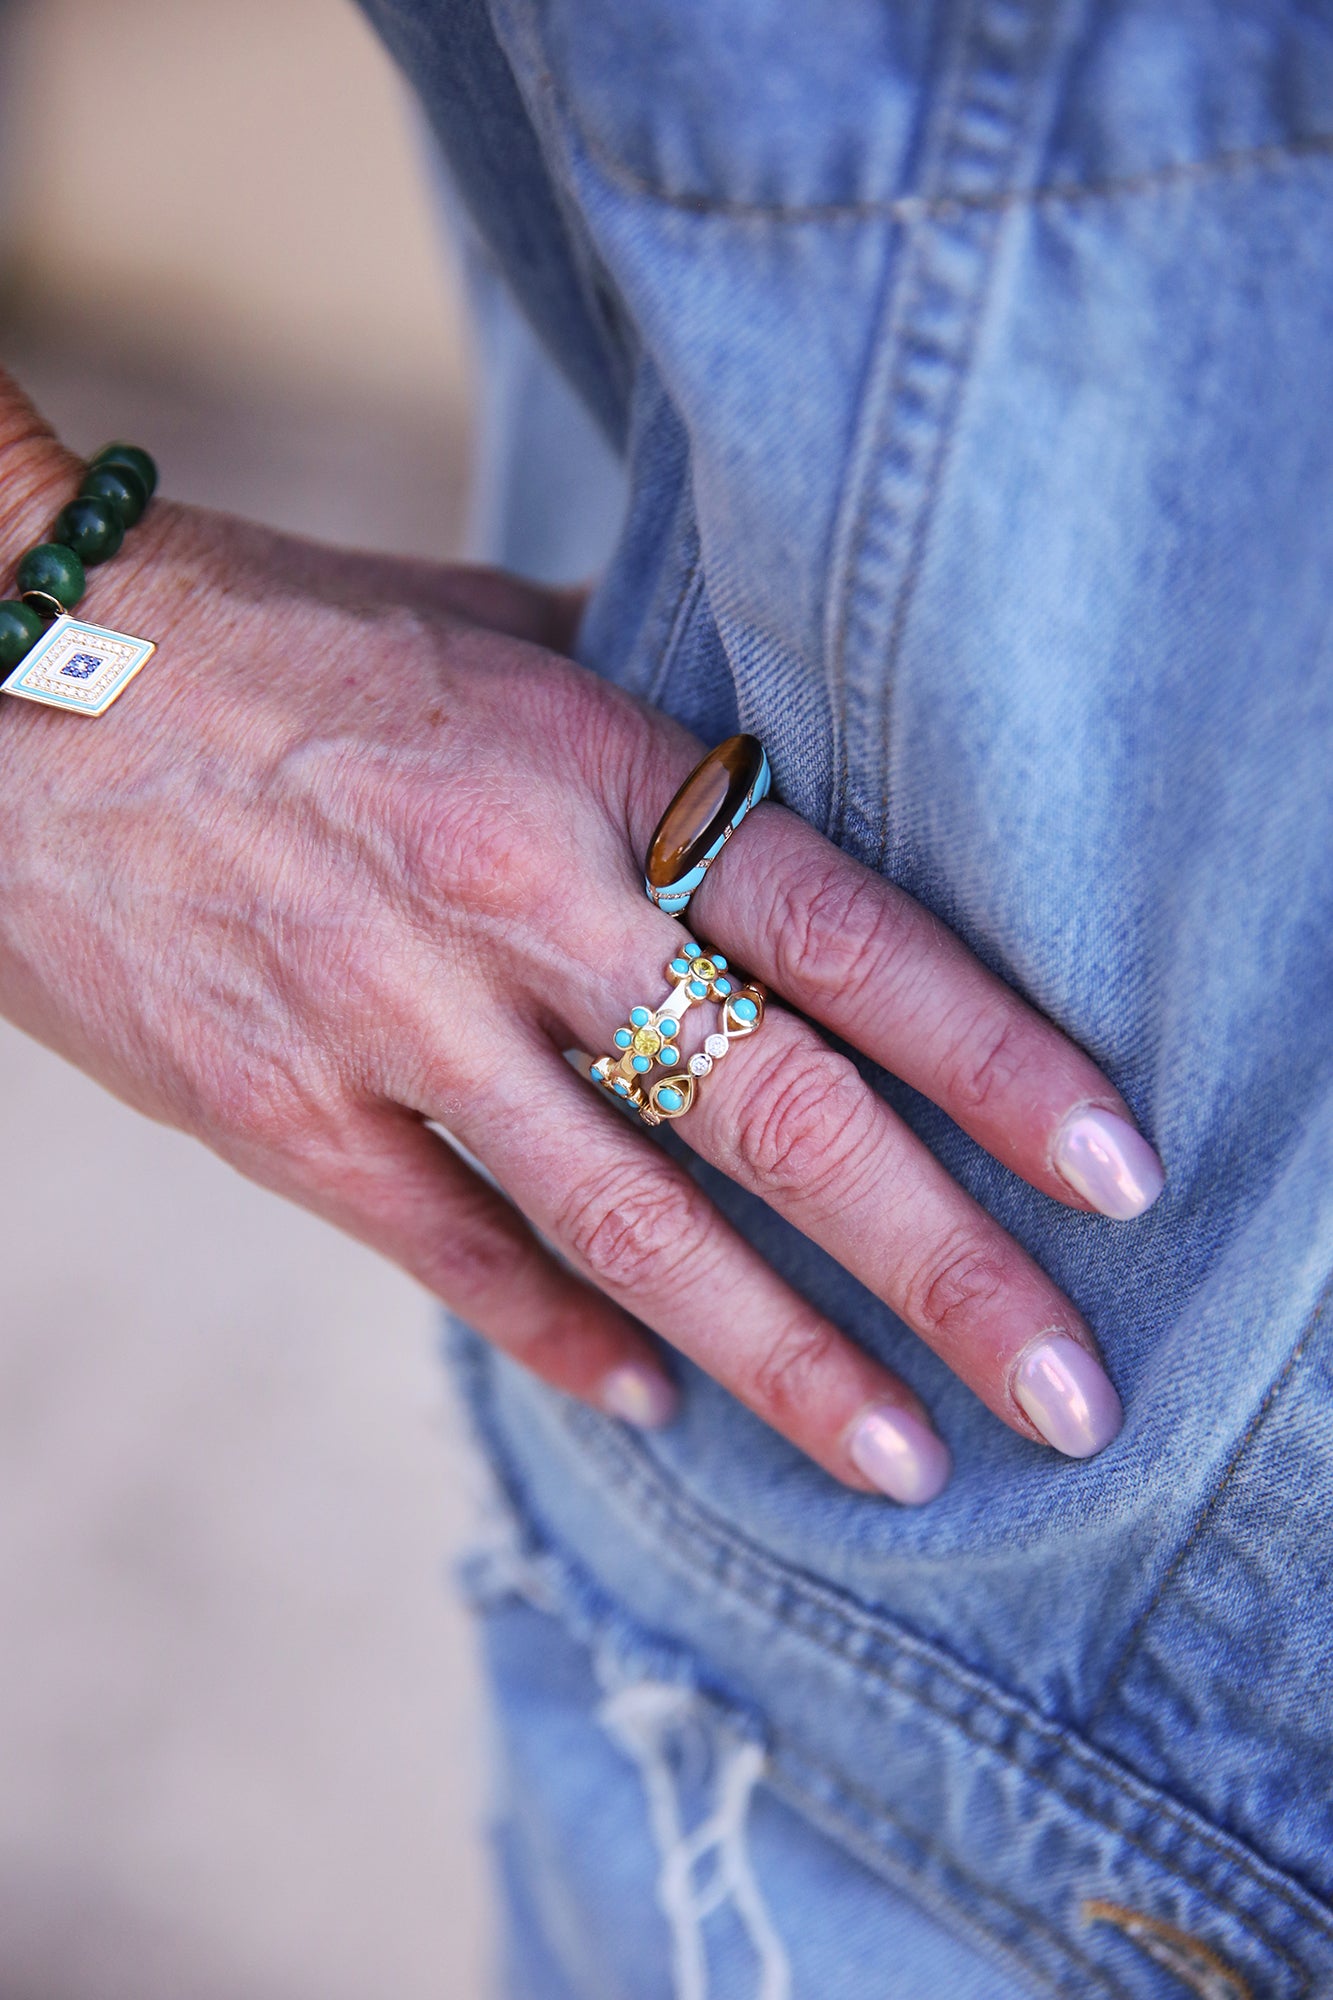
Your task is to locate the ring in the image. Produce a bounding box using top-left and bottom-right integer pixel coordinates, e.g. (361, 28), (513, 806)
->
(590, 938), (767, 1125)
(644, 733), (772, 915)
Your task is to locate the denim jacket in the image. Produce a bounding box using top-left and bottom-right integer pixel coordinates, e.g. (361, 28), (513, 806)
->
(361, 4), (1333, 1993)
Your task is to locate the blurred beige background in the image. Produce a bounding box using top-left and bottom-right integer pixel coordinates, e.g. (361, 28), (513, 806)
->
(0, 4), (497, 1996)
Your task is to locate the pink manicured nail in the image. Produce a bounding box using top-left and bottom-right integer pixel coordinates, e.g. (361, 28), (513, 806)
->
(1013, 1335), (1122, 1458)
(849, 1406), (952, 1505)
(601, 1363), (679, 1429)
(1054, 1107), (1164, 1220)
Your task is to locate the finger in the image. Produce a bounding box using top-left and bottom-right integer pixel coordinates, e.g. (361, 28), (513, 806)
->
(630, 784), (1163, 1221)
(452, 1049), (954, 1504)
(556, 931), (1123, 1461)
(274, 1103), (679, 1429)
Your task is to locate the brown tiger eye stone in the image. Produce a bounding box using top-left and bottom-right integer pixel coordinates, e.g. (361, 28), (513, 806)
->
(646, 734), (767, 888)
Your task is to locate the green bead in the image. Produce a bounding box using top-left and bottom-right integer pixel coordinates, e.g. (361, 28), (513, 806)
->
(81, 461), (147, 527)
(90, 441), (157, 499)
(54, 494), (126, 565)
(17, 541), (85, 610)
(53, 495), (124, 567)
(0, 598), (45, 671)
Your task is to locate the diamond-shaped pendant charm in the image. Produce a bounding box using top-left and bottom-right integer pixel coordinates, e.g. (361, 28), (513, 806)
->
(2, 614), (156, 716)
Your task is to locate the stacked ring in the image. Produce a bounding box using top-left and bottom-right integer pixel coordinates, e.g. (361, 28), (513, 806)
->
(644, 734), (771, 915)
(590, 939), (766, 1125)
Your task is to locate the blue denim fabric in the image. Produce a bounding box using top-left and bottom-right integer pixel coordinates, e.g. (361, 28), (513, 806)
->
(361, 4), (1333, 1993)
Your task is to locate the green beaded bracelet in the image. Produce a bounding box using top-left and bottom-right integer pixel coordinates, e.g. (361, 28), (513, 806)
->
(13, 541), (85, 624)
(0, 442), (159, 714)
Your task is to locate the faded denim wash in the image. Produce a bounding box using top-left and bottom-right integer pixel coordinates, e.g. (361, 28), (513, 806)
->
(360, 3), (1333, 1994)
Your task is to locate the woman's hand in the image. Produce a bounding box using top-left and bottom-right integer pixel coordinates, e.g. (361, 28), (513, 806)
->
(0, 400), (1162, 1505)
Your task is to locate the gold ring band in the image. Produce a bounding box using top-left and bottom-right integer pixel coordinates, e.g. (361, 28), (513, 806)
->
(589, 936), (767, 1125)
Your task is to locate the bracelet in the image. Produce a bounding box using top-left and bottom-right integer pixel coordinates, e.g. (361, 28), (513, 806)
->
(0, 441), (159, 717)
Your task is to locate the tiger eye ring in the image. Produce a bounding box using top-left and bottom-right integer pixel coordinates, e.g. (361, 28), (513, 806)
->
(644, 733), (772, 914)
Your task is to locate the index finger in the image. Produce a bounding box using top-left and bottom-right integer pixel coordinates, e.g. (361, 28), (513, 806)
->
(665, 802), (1164, 1220)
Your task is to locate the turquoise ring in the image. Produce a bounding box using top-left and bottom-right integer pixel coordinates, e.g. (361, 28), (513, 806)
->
(589, 941), (767, 1126)
(644, 734), (772, 915)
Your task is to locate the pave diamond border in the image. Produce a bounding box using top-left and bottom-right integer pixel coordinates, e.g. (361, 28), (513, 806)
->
(2, 614), (156, 716)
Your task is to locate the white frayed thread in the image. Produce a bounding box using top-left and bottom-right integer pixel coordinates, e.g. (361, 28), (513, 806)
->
(599, 1680), (792, 2000)
(462, 1502), (562, 1617)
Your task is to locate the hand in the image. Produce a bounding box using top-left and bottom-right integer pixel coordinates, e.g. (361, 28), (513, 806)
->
(0, 398), (1162, 1505)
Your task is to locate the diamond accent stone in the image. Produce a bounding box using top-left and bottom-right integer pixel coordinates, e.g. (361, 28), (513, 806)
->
(688, 1052), (713, 1076)
(704, 1033), (728, 1060)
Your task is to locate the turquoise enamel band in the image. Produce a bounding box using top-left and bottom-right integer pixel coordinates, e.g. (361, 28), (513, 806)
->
(643, 734), (772, 915)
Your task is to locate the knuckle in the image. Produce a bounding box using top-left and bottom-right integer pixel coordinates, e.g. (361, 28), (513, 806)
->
(749, 1315), (842, 1424)
(296, 909), (411, 1032)
(432, 1193), (529, 1304)
(558, 1163), (710, 1298)
(940, 1006), (1036, 1121)
(770, 857), (903, 1010)
(202, 1069), (342, 1188)
(904, 1231), (1011, 1347)
(400, 780), (530, 918)
(192, 1040), (319, 1151)
(731, 1043), (871, 1200)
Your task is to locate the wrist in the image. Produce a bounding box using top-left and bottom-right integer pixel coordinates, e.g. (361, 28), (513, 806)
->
(0, 383), (175, 732)
(0, 381), (84, 558)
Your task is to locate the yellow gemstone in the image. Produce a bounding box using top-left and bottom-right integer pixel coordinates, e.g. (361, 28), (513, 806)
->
(691, 958), (717, 981)
(632, 1026), (662, 1057)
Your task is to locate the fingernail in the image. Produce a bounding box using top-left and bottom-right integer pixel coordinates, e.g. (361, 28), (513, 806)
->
(848, 1405), (952, 1505)
(601, 1363), (679, 1429)
(1054, 1106), (1164, 1220)
(1013, 1335), (1123, 1458)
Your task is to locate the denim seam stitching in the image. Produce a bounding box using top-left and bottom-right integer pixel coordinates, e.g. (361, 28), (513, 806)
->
(1083, 1901), (1254, 2000)
(766, 1756), (1130, 2000)
(533, 105), (1333, 223)
(842, 1656), (1313, 1994)
(553, 1404), (1330, 1969)
(869, 213), (1007, 870)
(819, 0), (977, 839)
(828, 0), (1048, 852)
(1088, 1273), (1333, 1732)
(644, 536), (705, 710)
